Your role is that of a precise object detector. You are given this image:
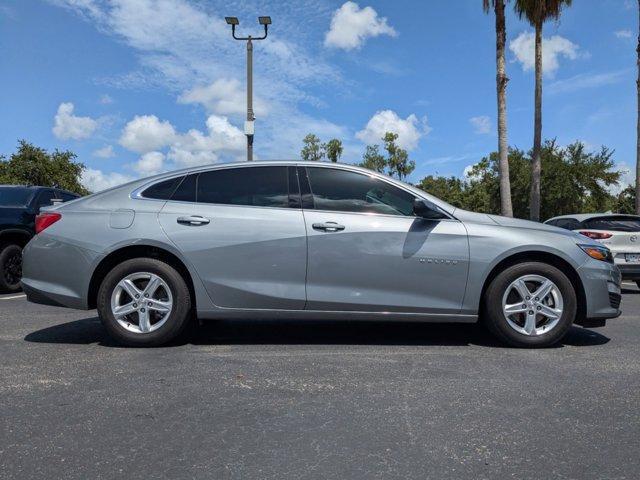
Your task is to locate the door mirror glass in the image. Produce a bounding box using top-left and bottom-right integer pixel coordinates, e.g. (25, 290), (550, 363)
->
(413, 198), (447, 220)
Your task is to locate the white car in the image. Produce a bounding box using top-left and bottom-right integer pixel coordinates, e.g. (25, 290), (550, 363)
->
(545, 213), (640, 288)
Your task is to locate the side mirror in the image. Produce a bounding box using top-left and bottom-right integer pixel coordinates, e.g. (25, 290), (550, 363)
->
(413, 198), (447, 220)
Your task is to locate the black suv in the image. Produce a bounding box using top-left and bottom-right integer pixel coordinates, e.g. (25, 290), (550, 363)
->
(0, 185), (79, 292)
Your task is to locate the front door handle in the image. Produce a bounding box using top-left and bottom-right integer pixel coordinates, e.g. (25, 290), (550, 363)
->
(177, 215), (210, 226)
(312, 221), (345, 232)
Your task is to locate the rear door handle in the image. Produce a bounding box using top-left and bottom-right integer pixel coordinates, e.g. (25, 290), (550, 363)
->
(177, 215), (210, 226)
(312, 221), (345, 232)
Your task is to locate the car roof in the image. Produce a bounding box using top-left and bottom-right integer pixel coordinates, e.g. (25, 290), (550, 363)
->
(0, 185), (78, 194)
(546, 213), (640, 222)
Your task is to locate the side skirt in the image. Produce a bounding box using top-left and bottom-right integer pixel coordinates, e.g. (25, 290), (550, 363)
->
(197, 308), (478, 323)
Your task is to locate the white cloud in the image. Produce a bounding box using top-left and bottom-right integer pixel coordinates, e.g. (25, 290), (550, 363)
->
(168, 115), (245, 167)
(324, 1), (397, 51)
(469, 116), (492, 135)
(99, 93), (113, 104)
(509, 32), (580, 76)
(134, 151), (165, 176)
(610, 162), (635, 195)
(81, 168), (134, 193)
(548, 70), (630, 94)
(50, 0), (347, 162)
(356, 110), (430, 151)
(118, 112), (245, 168)
(93, 145), (115, 158)
(615, 29), (633, 39)
(52, 102), (98, 140)
(463, 164), (477, 179)
(119, 115), (176, 153)
(178, 78), (267, 116)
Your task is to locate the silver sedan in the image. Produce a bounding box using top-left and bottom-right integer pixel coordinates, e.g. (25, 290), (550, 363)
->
(21, 162), (621, 347)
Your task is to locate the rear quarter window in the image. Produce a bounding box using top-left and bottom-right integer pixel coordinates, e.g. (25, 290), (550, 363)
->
(141, 176), (184, 200)
(554, 218), (581, 230)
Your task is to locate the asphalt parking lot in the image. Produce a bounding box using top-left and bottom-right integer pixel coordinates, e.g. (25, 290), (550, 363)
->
(1, 285), (639, 480)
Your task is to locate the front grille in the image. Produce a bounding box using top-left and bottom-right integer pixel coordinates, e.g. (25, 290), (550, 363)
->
(609, 292), (622, 309)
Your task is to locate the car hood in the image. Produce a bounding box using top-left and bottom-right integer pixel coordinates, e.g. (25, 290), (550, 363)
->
(453, 209), (592, 242)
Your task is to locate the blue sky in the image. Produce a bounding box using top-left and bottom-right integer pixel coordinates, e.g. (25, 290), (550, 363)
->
(0, 0), (637, 191)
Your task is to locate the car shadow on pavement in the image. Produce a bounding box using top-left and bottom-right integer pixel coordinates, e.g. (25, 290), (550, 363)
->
(24, 317), (610, 349)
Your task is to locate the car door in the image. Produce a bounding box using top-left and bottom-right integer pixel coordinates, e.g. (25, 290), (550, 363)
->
(158, 165), (307, 310)
(300, 166), (469, 314)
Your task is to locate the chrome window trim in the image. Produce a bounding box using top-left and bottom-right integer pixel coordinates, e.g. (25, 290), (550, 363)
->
(129, 162), (456, 220)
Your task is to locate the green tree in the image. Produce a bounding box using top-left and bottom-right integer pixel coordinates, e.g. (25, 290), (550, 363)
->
(417, 175), (467, 208)
(484, 0), (513, 217)
(325, 139), (343, 163)
(0, 140), (90, 195)
(300, 134), (325, 162)
(417, 141), (622, 220)
(383, 132), (414, 181)
(514, 0), (573, 221)
(359, 145), (386, 173)
(616, 185), (637, 214)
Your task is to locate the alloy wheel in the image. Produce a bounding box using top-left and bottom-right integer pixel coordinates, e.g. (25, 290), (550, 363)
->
(110, 272), (173, 334)
(3, 251), (22, 287)
(501, 274), (564, 336)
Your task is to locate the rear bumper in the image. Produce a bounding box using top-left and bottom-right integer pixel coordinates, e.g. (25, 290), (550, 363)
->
(616, 263), (640, 280)
(21, 233), (97, 310)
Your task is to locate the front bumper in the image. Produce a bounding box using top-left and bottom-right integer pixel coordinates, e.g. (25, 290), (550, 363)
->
(576, 258), (622, 322)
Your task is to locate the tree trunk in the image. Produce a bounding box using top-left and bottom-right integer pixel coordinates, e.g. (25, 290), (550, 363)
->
(495, 0), (513, 217)
(636, 0), (640, 214)
(530, 22), (543, 222)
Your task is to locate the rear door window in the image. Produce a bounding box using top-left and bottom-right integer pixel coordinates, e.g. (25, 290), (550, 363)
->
(196, 167), (290, 208)
(583, 216), (640, 232)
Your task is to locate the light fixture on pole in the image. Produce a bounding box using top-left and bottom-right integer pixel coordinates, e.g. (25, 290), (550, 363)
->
(225, 16), (271, 162)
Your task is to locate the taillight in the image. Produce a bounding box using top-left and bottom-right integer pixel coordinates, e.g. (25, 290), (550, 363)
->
(579, 231), (612, 240)
(35, 212), (62, 234)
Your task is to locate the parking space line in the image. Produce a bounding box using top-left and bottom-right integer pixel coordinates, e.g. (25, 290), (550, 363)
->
(0, 294), (27, 301)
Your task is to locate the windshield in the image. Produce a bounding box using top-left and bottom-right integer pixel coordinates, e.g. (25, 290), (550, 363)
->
(583, 216), (640, 232)
(0, 186), (34, 207)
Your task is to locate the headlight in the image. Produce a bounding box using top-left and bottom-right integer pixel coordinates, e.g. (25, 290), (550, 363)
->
(578, 244), (613, 263)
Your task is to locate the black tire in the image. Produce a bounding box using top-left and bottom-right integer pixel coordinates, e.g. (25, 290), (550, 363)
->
(636, 280), (640, 290)
(483, 262), (577, 348)
(0, 243), (23, 293)
(97, 258), (192, 347)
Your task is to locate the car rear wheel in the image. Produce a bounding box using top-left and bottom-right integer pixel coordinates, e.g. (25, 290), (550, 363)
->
(0, 243), (23, 293)
(484, 262), (577, 348)
(97, 258), (192, 347)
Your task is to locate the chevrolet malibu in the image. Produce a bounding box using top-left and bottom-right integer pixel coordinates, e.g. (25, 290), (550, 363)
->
(21, 162), (621, 347)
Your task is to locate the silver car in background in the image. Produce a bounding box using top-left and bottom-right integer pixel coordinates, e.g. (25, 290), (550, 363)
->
(545, 213), (640, 288)
(21, 162), (621, 347)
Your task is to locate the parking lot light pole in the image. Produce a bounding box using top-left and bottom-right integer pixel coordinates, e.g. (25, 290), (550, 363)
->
(225, 16), (271, 162)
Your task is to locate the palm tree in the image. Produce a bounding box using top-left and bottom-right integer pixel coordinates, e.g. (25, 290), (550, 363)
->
(325, 139), (343, 163)
(484, 0), (513, 217)
(514, 0), (572, 221)
(636, 0), (640, 214)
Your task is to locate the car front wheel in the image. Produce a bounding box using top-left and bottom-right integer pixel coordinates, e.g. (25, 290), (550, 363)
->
(97, 258), (192, 347)
(484, 262), (577, 348)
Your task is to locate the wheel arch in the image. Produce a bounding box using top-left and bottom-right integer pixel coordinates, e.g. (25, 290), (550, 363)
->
(87, 244), (196, 310)
(0, 229), (32, 248)
(479, 251), (586, 322)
